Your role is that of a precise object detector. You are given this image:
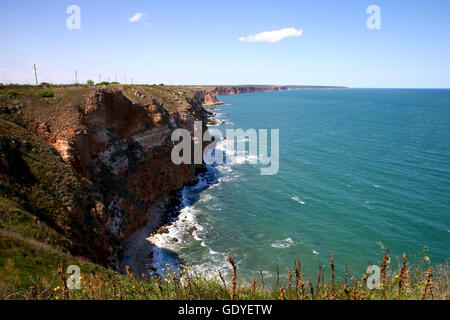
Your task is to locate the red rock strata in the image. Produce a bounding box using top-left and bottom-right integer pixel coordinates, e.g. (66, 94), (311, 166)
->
(27, 87), (208, 268)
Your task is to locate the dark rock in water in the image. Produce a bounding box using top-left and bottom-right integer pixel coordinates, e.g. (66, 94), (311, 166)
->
(172, 237), (178, 242)
(188, 226), (197, 235)
(156, 226), (169, 234)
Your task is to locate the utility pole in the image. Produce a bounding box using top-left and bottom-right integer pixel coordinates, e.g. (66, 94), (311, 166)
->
(33, 64), (38, 85)
(75, 70), (78, 84)
(115, 75), (117, 82)
(131, 78), (133, 85)
(99, 73), (101, 83)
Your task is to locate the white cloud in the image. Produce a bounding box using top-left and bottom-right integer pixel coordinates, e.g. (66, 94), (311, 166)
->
(238, 27), (303, 43)
(129, 12), (145, 23)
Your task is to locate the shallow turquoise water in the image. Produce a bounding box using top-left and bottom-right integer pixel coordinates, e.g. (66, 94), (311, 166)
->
(153, 89), (450, 283)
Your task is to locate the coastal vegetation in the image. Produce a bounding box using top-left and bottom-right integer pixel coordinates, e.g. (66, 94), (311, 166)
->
(38, 90), (54, 98)
(6, 91), (19, 97)
(0, 249), (448, 300)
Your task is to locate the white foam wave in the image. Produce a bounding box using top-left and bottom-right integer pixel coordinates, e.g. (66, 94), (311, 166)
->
(150, 107), (242, 279)
(212, 137), (263, 166)
(149, 162), (232, 279)
(271, 238), (295, 249)
(291, 196), (306, 205)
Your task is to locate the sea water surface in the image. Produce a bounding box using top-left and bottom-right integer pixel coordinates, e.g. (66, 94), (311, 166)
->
(152, 89), (450, 283)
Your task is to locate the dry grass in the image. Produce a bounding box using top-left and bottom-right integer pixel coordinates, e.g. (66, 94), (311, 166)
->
(1, 249), (448, 300)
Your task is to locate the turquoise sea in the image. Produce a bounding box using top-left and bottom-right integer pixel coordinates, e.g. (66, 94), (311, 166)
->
(152, 89), (450, 284)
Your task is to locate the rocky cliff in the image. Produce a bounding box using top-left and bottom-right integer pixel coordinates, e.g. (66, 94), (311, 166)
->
(192, 85), (347, 105)
(0, 85), (209, 269)
(211, 85), (288, 96)
(194, 90), (222, 106)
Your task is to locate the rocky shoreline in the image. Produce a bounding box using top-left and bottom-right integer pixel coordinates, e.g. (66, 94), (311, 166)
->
(119, 196), (179, 275)
(120, 97), (225, 274)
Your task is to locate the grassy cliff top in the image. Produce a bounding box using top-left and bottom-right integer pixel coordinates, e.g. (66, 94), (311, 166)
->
(0, 84), (202, 118)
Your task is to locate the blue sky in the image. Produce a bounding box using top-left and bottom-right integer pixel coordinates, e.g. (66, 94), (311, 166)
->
(1, 0), (449, 87)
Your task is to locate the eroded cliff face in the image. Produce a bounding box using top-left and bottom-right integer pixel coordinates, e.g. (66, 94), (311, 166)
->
(190, 86), (289, 107)
(211, 86), (288, 96)
(194, 90), (223, 106)
(1, 86), (208, 269)
(191, 86), (289, 106)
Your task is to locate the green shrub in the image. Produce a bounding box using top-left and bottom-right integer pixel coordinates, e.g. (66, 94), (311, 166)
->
(38, 90), (54, 98)
(86, 80), (94, 86)
(40, 82), (51, 87)
(7, 91), (19, 97)
(96, 81), (110, 86)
